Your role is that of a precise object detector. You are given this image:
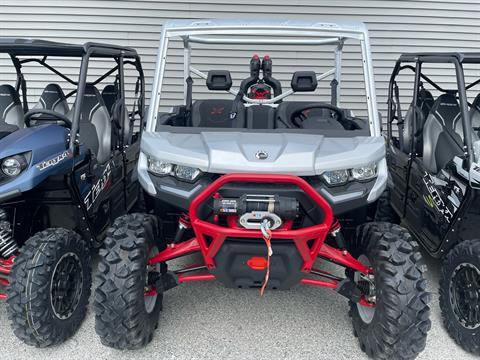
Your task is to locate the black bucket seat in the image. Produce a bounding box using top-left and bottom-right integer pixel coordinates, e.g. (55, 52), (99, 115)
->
(191, 100), (245, 128)
(33, 83), (69, 115)
(69, 84), (112, 164)
(464, 93), (480, 139)
(0, 84), (24, 134)
(401, 88), (434, 155)
(423, 94), (464, 174)
(101, 84), (117, 116)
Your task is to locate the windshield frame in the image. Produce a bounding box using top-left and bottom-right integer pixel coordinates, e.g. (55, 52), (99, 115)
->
(145, 19), (380, 137)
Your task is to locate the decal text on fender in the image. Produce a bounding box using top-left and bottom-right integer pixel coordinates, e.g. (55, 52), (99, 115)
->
(84, 162), (113, 210)
(422, 173), (454, 223)
(36, 151), (71, 171)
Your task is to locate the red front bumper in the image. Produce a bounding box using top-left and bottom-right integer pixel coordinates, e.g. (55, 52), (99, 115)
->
(148, 173), (371, 292)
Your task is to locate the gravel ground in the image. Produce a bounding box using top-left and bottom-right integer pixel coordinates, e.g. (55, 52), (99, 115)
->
(0, 251), (476, 360)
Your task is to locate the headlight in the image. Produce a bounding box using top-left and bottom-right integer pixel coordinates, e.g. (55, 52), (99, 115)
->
(321, 164), (377, 186)
(351, 164), (377, 181)
(322, 169), (349, 186)
(148, 158), (174, 175)
(1, 154), (29, 177)
(175, 165), (202, 182)
(147, 156), (202, 182)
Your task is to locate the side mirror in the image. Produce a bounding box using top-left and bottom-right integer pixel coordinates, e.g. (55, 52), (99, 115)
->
(291, 71), (317, 92)
(206, 70), (232, 91)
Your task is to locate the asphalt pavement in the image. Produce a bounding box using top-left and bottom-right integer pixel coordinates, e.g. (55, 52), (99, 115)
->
(0, 252), (476, 360)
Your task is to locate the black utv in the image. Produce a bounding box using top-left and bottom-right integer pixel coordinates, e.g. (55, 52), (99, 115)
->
(0, 38), (145, 347)
(378, 52), (480, 355)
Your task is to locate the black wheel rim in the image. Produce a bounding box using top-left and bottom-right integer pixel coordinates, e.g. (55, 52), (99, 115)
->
(50, 252), (84, 320)
(450, 262), (480, 329)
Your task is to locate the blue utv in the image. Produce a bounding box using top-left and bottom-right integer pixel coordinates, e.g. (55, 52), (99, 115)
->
(0, 38), (145, 347)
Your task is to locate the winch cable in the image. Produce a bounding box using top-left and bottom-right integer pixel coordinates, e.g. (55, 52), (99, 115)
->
(260, 219), (273, 296)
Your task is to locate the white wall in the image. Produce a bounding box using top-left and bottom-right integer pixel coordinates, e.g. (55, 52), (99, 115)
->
(1, 0), (479, 117)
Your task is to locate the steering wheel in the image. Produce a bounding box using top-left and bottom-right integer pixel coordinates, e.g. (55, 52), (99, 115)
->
(24, 109), (72, 129)
(290, 103), (345, 128)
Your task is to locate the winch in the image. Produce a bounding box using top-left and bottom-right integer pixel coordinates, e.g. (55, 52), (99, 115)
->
(213, 194), (299, 230)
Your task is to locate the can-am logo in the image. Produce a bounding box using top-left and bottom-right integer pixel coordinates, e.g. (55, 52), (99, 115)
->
(255, 150), (268, 160)
(37, 151), (71, 171)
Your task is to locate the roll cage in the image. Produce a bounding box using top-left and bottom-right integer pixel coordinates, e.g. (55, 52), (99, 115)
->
(0, 38), (145, 151)
(146, 19), (380, 136)
(387, 52), (480, 168)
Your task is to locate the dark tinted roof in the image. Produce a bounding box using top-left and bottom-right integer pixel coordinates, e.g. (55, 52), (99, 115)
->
(0, 38), (139, 58)
(398, 52), (480, 64)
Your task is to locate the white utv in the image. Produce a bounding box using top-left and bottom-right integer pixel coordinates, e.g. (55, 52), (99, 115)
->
(94, 19), (431, 359)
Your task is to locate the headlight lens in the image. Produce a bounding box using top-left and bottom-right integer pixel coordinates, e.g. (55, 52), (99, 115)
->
(147, 156), (202, 182)
(322, 169), (349, 186)
(322, 164), (378, 186)
(175, 165), (201, 182)
(351, 164), (377, 181)
(1, 154), (28, 177)
(148, 158), (174, 175)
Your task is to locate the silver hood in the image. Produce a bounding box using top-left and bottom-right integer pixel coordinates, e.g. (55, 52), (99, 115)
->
(140, 131), (385, 176)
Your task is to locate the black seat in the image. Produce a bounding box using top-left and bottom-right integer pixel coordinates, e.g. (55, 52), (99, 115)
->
(191, 100), (245, 128)
(401, 89), (434, 154)
(33, 83), (69, 115)
(69, 85), (111, 164)
(246, 105), (275, 129)
(465, 93), (480, 139)
(276, 101), (344, 130)
(423, 94), (464, 174)
(0, 84), (24, 134)
(418, 88), (435, 120)
(110, 98), (132, 147)
(102, 84), (133, 147)
(101, 84), (117, 116)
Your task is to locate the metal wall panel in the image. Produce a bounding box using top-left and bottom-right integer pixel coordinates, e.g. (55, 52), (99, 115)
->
(0, 0), (479, 117)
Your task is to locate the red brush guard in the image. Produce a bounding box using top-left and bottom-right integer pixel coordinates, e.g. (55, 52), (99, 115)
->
(148, 173), (373, 305)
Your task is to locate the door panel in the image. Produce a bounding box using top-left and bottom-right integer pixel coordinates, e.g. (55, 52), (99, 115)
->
(406, 157), (466, 252)
(387, 142), (410, 216)
(74, 153), (126, 237)
(109, 151), (127, 221)
(124, 140), (140, 210)
(405, 159), (432, 247)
